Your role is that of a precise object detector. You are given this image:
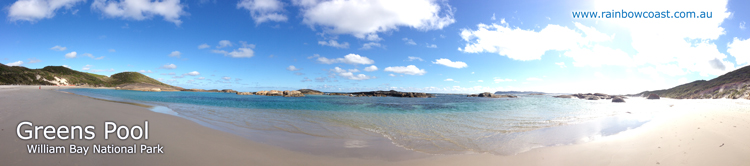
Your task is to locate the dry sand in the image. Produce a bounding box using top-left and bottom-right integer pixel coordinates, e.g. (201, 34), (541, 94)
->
(1, 86), (749, 165)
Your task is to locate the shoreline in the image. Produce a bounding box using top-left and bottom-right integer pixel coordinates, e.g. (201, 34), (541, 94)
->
(1, 87), (748, 165)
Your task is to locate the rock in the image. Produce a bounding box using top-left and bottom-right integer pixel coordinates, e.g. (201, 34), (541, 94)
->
(327, 90), (434, 98)
(267, 90), (283, 96)
(468, 92), (517, 98)
(586, 96), (600, 100)
(594, 93), (607, 96)
(298, 89), (324, 95)
(255, 90), (267, 96)
(612, 97), (625, 103)
(221, 89), (237, 93)
(553, 95), (573, 98)
(236, 92), (254, 95)
(283, 90), (305, 97)
(647, 94), (660, 99)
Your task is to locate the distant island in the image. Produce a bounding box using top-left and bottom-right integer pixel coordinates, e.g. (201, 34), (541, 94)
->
(638, 64), (750, 99)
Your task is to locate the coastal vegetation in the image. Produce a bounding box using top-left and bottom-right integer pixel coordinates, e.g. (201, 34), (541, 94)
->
(638, 65), (750, 99)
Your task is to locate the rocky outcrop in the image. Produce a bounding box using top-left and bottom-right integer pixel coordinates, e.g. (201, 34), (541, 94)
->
(283, 90), (305, 97)
(468, 92), (517, 98)
(221, 89), (237, 93)
(586, 96), (600, 100)
(326, 90), (434, 98)
(298, 89), (324, 95)
(612, 97), (625, 103)
(552, 95), (573, 98)
(647, 94), (660, 99)
(116, 83), (181, 92)
(236, 92), (254, 95)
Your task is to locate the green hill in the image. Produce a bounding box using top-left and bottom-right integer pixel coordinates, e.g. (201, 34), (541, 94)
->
(0, 64), (180, 90)
(638, 65), (750, 99)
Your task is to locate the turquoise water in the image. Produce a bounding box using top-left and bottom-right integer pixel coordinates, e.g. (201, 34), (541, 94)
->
(61, 88), (653, 155)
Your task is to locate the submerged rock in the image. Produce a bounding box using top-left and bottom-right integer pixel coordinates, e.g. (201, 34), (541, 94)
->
(236, 92), (254, 95)
(553, 95), (573, 98)
(612, 97), (625, 103)
(468, 92), (517, 98)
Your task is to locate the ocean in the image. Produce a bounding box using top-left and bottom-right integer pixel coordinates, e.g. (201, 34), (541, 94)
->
(61, 88), (659, 157)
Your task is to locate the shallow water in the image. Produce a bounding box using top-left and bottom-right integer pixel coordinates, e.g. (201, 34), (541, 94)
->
(61, 89), (658, 156)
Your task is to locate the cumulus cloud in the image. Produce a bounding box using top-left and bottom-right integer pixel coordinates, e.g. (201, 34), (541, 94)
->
(728, 37), (750, 65)
(138, 70), (153, 73)
(741, 21), (746, 30)
(318, 40), (349, 49)
(301, 77), (312, 82)
(198, 43), (210, 49)
(217, 40), (232, 48)
(444, 78), (454, 81)
(432, 58), (467, 68)
(359, 42), (383, 50)
(286, 65), (301, 71)
(459, 23), (592, 61)
(91, 0), (187, 26)
(426, 43), (437, 48)
(7, 0), (85, 22)
(160, 72), (175, 75)
(91, 68), (115, 72)
(330, 67), (374, 80)
(316, 54), (374, 65)
(212, 41), (255, 58)
(186, 71), (200, 76)
(6, 61), (23, 66)
(81, 53), (105, 60)
(389, 74), (396, 77)
(384, 65), (426, 75)
(222, 76), (231, 80)
(168, 51), (181, 58)
(65, 51), (77, 58)
(364, 65), (378, 72)
(407, 56), (423, 61)
(402, 38), (416, 45)
(555, 62), (566, 68)
(50, 45), (67, 51)
(160, 64), (177, 69)
(82, 64), (92, 71)
(296, 0), (455, 40)
(237, 0), (288, 24)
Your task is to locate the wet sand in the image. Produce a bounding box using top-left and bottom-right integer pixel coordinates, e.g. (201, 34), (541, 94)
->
(1, 86), (748, 165)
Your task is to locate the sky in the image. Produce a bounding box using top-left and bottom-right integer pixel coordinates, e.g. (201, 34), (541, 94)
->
(1, 0), (749, 94)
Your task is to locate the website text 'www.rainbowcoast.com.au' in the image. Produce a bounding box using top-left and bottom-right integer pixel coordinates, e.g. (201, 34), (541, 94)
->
(572, 10), (714, 19)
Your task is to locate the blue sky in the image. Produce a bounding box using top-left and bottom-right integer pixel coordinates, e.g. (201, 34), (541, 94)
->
(2, 0), (749, 94)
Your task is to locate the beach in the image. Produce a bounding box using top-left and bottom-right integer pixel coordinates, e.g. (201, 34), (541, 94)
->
(1, 86), (749, 166)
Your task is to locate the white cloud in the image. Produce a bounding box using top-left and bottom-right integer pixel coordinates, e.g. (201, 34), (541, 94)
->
(169, 51), (181, 58)
(186, 71), (200, 76)
(286, 65), (301, 71)
(316, 54), (374, 65)
(384, 65), (426, 75)
(477, 80), (484, 82)
(237, 0), (288, 24)
(296, 0), (455, 40)
(62, 65), (69, 68)
(741, 21), (746, 30)
(5, 61), (23, 66)
(7, 0), (85, 22)
(65, 51), (77, 58)
(222, 76), (231, 80)
(91, 68), (115, 73)
(82, 65), (92, 71)
(555, 62), (566, 68)
(728, 37), (750, 65)
(198, 43), (210, 49)
(493, 78), (514, 83)
(359, 42), (383, 50)
(50, 45), (67, 51)
(444, 78), (454, 81)
(91, 0), (186, 26)
(491, 13), (495, 20)
(432, 58), (467, 68)
(330, 67), (374, 80)
(364, 65), (378, 72)
(526, 77), (542, 81)
(318, 40), (349, 49)
(217, 40), (233, 48)
(160, 64), (177, 69)
(407, 56), (423, 61)
(402, 38), (416, 45)
(138, 70), (153, 73)
(426, 43), (437, 48)
(197, 77), (205, 80)
(389, 74), (396, 77)
(212, 41), (255, 58)
(459, 23), (591, 61)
